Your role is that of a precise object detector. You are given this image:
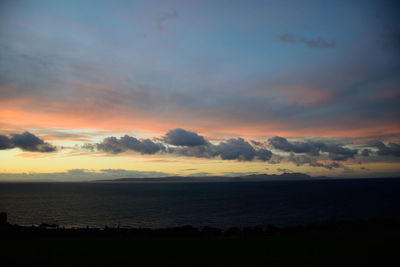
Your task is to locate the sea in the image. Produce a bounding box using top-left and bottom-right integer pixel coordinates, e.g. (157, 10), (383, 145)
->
(1, 178), (399, 229)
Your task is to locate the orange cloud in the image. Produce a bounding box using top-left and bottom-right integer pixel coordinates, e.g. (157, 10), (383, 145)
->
(1, 92), (400, 140)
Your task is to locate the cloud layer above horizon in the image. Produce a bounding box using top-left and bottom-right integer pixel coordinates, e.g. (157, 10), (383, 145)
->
(1, 129), (399, 178)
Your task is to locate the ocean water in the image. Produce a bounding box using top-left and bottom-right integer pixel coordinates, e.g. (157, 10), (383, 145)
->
(1, 179), (399, 229)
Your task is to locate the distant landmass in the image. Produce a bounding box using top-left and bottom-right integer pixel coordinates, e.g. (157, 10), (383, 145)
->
(96, 172), (327, 183)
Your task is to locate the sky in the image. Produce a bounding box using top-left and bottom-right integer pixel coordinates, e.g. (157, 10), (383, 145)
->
(0, 0), (400, 181)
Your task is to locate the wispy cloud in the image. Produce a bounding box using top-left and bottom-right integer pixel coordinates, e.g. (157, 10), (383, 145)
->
(278, 33), (336, 48)
(156, 8), (178, 32)
(278, 33), (296, 43)
(300, 37), (336, 48)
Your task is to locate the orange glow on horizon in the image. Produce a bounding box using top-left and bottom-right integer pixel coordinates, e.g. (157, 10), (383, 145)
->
(2, 102), (400, 140)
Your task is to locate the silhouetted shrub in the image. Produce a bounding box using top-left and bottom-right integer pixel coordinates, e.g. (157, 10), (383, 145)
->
(201, 226), (222, 237)
(224, 227), (241, 237)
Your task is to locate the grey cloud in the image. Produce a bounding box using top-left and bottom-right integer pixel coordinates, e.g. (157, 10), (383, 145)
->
(300, 37), (336, 48)
(83, 132), (398, 165)
(168, 144), (214, 158)
(0, 134), (13, 149)
(256, 149), (274, 161)
(170, 137), (272, 161)
(288, 153), (317, 166)
(320, 143), (358, 161)
(92, 129), (273, 161)
(0, 132), (56, 152)
(288, 153), (343, 170)
(278, 33), (296, 43)
(375, 141), (400, 157)
(164, 128), (208, 146)
(269, 136), (357, 161)
(97, 135), (165, 154)
(80, 143), (96, 152)
(361, 149), (370, 157)
(156, 8), (178, 32)
(268, 154), (283, 164)
(216, 138), (271, 161)
(269, 136), (318, 155)
(278, 33), (336, 49)
(250, 140), (262, 146)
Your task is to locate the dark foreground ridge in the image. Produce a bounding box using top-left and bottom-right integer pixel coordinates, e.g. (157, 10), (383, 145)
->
(1, 214), (399, 266)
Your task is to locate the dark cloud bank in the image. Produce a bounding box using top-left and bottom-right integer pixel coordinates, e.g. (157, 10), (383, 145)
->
(375, 141), (400, 157)
(0, 132), (56, 152)
(269, 136), (358, 161)
(96, 135), (165, 155)
(2, 129), (398, 170)
(84, 128), (399, 169)
(90, 129), (272, 162)
(168, 137), (272, 161)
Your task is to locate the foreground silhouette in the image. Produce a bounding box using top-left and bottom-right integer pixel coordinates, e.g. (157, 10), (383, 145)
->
(1, 216), (399, 266)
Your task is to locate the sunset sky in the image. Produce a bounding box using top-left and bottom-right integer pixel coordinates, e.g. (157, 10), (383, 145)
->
(1, 0), (399, 181)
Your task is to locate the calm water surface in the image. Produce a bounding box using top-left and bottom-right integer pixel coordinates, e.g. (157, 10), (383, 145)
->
(1, 179), (399, 229)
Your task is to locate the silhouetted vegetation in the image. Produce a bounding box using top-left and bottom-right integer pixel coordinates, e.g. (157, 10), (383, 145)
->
(1, 216), (399, 266)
